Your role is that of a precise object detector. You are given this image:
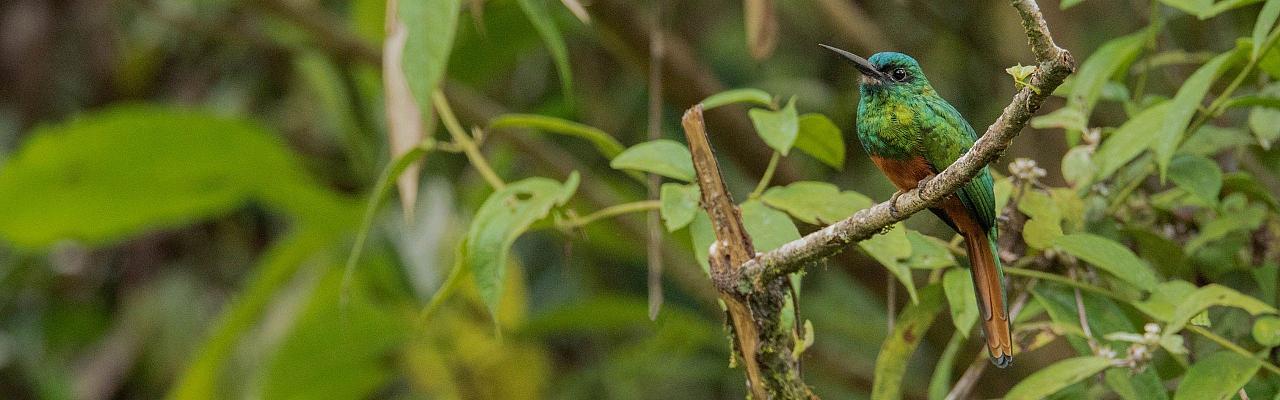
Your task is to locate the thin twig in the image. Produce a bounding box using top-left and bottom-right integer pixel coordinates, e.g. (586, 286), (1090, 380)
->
(646, 0), (665, 321)
(1068, 267), (1096, 345)
(1003, 266), (1126, 301)
(750, 151), (781, 199)
(1188, 25), (1280, 133)
(1187, 326), (1280, 376)
(432, 91), (506, 190)
(562, 201), (661, 228)
(886, 275), (896, 333)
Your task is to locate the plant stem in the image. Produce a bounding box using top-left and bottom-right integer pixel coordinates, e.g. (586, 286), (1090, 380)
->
(1012, 268), (1280, 377)
(432, 90), (507, 190)
(1188, 25), (1280, 133)
(341, 140), (435, 311)
(750, 151), (781, 199)
(1187, 325), (1280, 376)
(1003, 266), (1127, 302)
(563, 200), (662, 228)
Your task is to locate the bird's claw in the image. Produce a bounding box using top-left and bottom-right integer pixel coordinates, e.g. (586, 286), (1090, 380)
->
(888, 190), (903, 219)
(917, 174), (935, 191)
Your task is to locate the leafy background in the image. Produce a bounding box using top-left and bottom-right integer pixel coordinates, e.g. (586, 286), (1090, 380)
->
(1, 0), (1280, 398)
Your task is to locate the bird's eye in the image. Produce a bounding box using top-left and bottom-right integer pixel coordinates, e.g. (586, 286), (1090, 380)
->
(891, 68), (908, 81)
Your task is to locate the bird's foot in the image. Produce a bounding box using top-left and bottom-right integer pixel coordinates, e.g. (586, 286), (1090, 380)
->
(916, 173), (936, 191)
(888, 190), (904, 219)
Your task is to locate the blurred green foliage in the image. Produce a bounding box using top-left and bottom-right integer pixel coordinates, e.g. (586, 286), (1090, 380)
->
(3, 0), (1280, 398)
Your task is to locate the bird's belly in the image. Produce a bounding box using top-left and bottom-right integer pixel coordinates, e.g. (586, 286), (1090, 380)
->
(869, 155), (934, 192)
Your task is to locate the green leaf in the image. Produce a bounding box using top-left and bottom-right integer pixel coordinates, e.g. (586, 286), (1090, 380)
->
(1179, 125), (1254, 156)
(1133, 280), (1197, 321)
(1223, 172), (1280, 211)
(1166, 284), (1277, 334)
(928, 332), (965, 400)
(1018, 189), (1064, 249)
(1256, 0), (1280, 60)
(173, 230), (341, 400)
(1153, 49), (1244, 179)
(689, 213), (714, 274)
(1033, 284), (1140, 353)
(1159, 0), (1212, 15)
(872, 284), (945, 400)
(659, 183), (700, 232)
(1053, 234), (1158, 291)
(1031, 107), (1088, 132)
(1105, 369), (1169, 400)
(1024, 218), (1065, 249)
(515, 0), (573, 102)
(0, 106), (352, 248)
(1256, 263), (1279, 305)
(1200, 0), (1264, 18)
(263, 270), (408, 400)
(1223, 94), (1280, 110)
(1067, 30), (1149, 123)
(1130, 229), (1193, 280)
(467, 173), (579, 316)
(402, 0), (462, 115)
(1253, 315), (1280, 346)
(700, 88), (773, 110)
(943, 268), (978, 337)
(610, 140), (695, 182)
(748, 97), (800, 154)
(1061, 0), (1085, 8)
(905, 231), (957, 270)
(1060, 146), (1096, 187)
(1167, 153), (1222, 205)
(1173, 351), (1261, 400)
(1005, 356), (1112, 400)
(1186, 201), (1265, 252)
(760, 181), (870, 225)
(994, 177), (1014, 212)
(1092, 102), (1171, 183)
(1050, 188), (1086, 232)
(740, 200), (801, 252)
(489, 114), (625, 159)
(1249, 84), (1280, 149)
(1190, 311), (1212, 327)
(1006, 63), (1040, 93)
(794, 113), (846, 169)
(860, 224), (917, 303)
(1018, 188), (1062, 220)
(1159, 0), (1262, 18)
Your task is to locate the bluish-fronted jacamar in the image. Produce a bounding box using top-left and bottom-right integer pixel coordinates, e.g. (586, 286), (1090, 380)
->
(822, 44), (1013, 368)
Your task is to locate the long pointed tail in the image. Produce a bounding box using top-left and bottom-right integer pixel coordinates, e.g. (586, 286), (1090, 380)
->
(964, 229), (1013, 368)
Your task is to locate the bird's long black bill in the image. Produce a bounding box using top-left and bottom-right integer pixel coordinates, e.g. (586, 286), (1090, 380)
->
(819, 44), (884, 81)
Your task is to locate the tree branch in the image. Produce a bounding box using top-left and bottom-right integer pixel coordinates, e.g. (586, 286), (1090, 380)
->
(683, 105), (813, 399)
(680, 1), (1073, 396)
(734, 0), (1074, 290)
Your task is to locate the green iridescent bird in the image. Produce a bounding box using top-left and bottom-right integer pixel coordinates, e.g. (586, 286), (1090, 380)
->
(821, 44), (1013, 368)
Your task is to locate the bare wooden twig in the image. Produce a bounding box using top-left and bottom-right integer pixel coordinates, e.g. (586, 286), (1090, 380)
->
(683, 105), (813, 399)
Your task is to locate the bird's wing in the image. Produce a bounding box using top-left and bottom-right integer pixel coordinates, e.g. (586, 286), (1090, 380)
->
(919, 99), (997, 232)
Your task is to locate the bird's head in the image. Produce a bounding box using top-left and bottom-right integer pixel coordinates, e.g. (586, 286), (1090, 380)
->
(820, 45), (933, 97)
